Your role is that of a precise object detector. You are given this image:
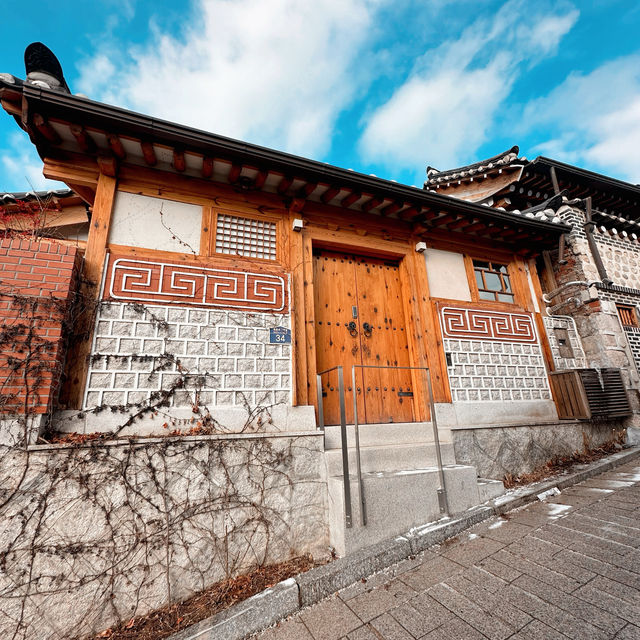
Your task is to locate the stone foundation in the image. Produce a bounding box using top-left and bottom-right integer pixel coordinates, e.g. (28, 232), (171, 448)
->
(451, 419), (625, 479)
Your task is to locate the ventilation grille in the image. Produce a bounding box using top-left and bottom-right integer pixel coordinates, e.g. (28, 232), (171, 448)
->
(550, 368), (631, 419)
(215, 214), (276, 260)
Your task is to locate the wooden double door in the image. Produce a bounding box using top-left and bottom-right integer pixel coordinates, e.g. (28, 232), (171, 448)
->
(313, 249), (415, 425)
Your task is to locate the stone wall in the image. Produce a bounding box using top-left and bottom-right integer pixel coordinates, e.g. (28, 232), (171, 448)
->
(0, 432), (327, 640)
(452, 420), (625, 479)
(543, 315), (587, 370)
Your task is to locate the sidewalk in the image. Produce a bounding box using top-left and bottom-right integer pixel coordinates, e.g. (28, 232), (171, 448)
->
(255, 459), (640, 640)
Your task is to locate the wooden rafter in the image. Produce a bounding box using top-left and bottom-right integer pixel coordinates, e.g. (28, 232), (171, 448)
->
(201, 156), (213, 179)
(140, 142), (157, 166)
(321, 186), (340, 204)
(107, 134), (126, 160)
(32, 113), (61, 145)
(297, 182), (317, 198)
(253, 170), (268, 189)
(277, 175), (293, 195)
(447, 216), (471, 231)
(340, 191), (361, 208)
(464, 221), (488, 234)
(361, 196), (382, 213)
(380, 201), (401, 217)
(228, 163), (242, 184)
(173, 149), (186, 172)
(70, 124), (96, 153)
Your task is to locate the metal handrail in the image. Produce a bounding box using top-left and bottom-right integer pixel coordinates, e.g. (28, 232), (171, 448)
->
(316, 366), (352, 527)
(352, 365), (450, 522)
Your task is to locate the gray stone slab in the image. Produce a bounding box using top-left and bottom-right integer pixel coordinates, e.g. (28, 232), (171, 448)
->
(299, 595), (363, 640)
(342, 576), (415, 623)
(389, 595), (452, 638)
(368, 612), (415, 640)
(439, 535), (505, 567)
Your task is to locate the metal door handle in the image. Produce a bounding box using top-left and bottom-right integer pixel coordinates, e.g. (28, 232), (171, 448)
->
(362, 322), (373, 337)
(347, 321), (358, 337)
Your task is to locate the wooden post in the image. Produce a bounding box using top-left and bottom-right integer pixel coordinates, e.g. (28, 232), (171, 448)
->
(288, 212), (307, 405)
(63, 172), (117, 408)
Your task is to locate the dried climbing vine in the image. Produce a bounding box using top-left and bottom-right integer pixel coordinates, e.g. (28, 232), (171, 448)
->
(0, 230), (324, 640)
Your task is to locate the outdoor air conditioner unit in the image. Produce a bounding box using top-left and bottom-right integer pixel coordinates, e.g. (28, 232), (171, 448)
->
(549, 368), (632, 420)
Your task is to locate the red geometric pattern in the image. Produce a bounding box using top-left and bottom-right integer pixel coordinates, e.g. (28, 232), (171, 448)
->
(439, 305), (537, 343)
(102, 254), (288, 312)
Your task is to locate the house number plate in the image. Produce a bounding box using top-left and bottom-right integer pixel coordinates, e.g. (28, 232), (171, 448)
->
(269, 327), (291, 344)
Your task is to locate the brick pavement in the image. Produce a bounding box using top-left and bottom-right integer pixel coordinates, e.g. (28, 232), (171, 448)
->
(255, 460), (640, 639)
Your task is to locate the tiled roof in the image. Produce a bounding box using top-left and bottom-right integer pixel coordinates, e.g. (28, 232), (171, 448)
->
(0, 189), (75, 204)
(425, 146), (525, 186)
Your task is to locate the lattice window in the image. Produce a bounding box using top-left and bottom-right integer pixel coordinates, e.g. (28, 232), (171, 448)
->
(472, 260), (514, 303)
(617, 304), (639, 327)
(215, 214), (277, 260)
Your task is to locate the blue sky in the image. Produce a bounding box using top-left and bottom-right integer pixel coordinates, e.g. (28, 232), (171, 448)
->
(1, 0), (640, 193)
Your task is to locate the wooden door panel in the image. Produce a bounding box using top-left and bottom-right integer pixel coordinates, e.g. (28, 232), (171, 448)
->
(313, 251), (364, 425)
(354, 257), (414, 423)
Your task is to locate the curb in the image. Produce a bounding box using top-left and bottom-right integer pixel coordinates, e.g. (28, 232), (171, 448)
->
(168, 445), (640, 640)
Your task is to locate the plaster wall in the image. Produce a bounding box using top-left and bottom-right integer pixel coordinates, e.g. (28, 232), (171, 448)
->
(424, 248), (471, 301)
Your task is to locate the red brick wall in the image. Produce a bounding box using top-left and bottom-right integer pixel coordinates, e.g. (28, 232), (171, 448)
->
(0, 237), (79, 415)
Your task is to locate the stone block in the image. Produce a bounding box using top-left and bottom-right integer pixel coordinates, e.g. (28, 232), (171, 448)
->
(217, 327), (237, 341)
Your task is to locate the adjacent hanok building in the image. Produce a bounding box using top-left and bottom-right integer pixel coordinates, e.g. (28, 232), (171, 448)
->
(0, 44), (633, 570)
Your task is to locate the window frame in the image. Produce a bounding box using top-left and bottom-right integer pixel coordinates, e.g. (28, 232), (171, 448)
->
(207, 206), (283, 264)
(465, 255), (519, 307)
(617, 304), (639, 328)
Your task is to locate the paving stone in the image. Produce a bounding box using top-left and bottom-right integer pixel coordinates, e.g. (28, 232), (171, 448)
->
(508, 619), (573, 640)
(393, 592), (453, 638)
(344, 578), (415, 623)
(511, 573), (626, 633)
(588, 575), (640, 607)
(398, 555), (462, 592)
(420, 616), (487, 640)
(427, 582), (513, 639)
(368, 613), (414, 640)
(491, 548), (582, 593)
(439, 535), (505, 567)
(554, 548), (640, 589)
(573, 582), (640, 627)
(345, 625), (381, 640)
(615, 623), (640, 640)
(475, 556), (522, 583)
(560, 513), (639, 547)
(444, 573), (531, 631)
(476, 519), (534, 544)
(300, 596), (363, 640)
(256, 616), (315, 640)
(459, 565), (510, 593)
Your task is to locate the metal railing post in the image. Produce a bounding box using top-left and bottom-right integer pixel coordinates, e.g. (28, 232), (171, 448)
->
(352, 366), (367, 525)
(337, 367), (353, 528)
(425, 368), (449, 515)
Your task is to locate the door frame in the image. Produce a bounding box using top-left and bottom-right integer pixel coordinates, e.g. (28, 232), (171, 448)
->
(295, 226), (434, 422)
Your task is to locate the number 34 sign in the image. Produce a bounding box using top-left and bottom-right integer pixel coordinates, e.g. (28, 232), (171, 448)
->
(269, 327), (291, 344)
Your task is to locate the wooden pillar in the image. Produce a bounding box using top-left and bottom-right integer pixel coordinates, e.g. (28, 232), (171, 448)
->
(288, 212), (307, 405)
(63, 172), (117, 408)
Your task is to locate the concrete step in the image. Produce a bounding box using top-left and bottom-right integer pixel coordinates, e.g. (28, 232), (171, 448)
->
(328, 464), (480, 555)
(325, 442), (456, 476)
(324, 422), (451, 450)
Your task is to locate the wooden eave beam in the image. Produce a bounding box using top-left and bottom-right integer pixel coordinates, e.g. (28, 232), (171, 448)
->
(1, 98), (22, 116)
(464, 221), (488, 234)
(446, 216), (471, 231)
(173, 148), (186, 172)
(70, 124), (96, 153)
(397, 206), (419, 221)
(32, 113), (61, 145)
(430, 212), (459, 227)
(290, 197), (306, 213)
(141, 141), (157, 166)
(201, 156), (213, 179)
(66, 182), (96, 206)
(107, 134), (126, 160)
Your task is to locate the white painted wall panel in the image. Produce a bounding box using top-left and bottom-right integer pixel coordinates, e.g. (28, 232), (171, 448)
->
(424, 248), (471, 301)
(108, 192), (202, 253)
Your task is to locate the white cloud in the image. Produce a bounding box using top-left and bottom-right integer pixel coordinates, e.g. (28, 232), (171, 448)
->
(0, 133), (66, 192)
(525, 56), (640, 182)
(359, 0), (579, 174)
(77, 0), (384, 158)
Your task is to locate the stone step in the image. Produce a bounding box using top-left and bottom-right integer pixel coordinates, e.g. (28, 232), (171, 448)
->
(324, 442), (456, 476)
(477, 478), (505, 502)
(328, 464), (480, 556)
(323, 422), (451, 450)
